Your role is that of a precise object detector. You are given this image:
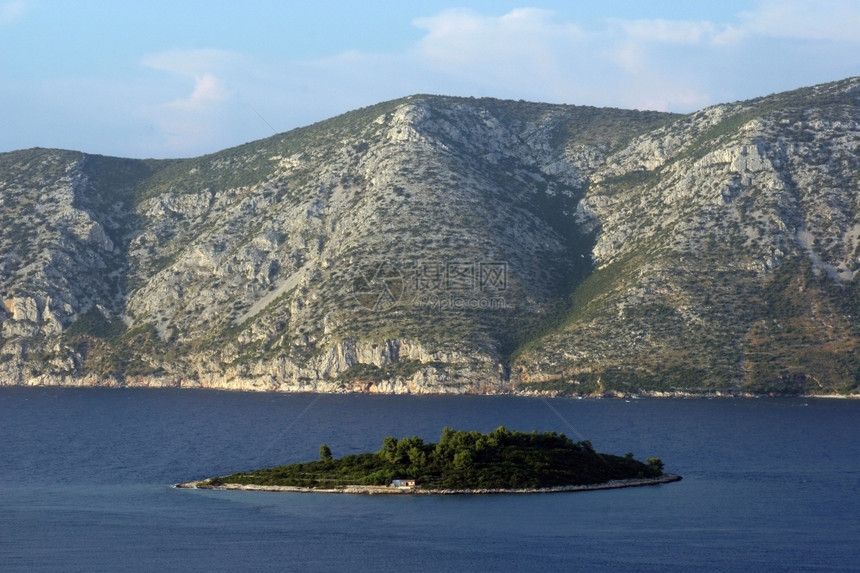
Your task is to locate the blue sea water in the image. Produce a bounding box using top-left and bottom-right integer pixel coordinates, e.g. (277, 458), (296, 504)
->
(0, 388), (858, 572)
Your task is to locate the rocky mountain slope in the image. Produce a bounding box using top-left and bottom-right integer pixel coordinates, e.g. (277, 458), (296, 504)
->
(1, 78), (858, 395)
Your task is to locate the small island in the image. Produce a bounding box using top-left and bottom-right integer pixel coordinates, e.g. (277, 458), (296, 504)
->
(177, 427), (680, 494)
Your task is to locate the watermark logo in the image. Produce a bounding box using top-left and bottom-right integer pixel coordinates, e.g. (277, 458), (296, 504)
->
(445, 262), (475, 291)
(478, 262), (507, 291)
(350, 261), (405, 310)
(350, 260), (508, 311)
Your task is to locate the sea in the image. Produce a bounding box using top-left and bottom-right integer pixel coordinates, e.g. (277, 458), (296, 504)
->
(0, 388), (858, 572)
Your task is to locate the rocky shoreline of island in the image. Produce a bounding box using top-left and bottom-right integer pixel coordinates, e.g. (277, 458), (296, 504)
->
(175, 473), (682, 495)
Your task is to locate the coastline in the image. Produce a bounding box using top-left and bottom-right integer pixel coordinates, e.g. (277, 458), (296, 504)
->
(175, 473), (682, 495)
(2, 378), (858, 399)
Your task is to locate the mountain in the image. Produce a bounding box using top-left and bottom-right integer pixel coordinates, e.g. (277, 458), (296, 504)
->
(1, 78), (858, 396)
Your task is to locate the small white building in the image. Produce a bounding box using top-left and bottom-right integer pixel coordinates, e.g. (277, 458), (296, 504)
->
(391, 478), (416, 488)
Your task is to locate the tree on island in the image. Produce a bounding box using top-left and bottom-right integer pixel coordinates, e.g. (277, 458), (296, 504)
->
(214, 427), (669, 491)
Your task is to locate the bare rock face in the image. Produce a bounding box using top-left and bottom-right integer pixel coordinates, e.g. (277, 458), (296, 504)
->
(514, 78), (860, 396)
(1, 78), (859, 395)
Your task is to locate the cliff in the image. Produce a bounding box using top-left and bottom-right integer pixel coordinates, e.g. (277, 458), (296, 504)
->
(1, 78), (858, 395)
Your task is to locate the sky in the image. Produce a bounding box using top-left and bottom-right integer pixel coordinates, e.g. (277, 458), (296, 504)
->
(1, 0), (858, 159)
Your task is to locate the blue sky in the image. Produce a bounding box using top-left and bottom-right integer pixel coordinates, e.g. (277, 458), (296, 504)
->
(1, 0), (858, 158)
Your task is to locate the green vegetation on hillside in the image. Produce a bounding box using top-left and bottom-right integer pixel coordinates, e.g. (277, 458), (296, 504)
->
(744, 257), (860, 395)
(133, 97), (411, 204)
(211, 427), (665, 490)
(2, 80), (858, 397)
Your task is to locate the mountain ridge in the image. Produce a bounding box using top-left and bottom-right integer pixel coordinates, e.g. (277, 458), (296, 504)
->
(1, 78), (858, 396)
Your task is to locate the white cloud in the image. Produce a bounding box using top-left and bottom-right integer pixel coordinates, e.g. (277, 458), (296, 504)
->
(142, 48), (245, 76)
(63, 3), (860, 157)
(398, 4), (858, 111)
(140, 49), (246, 155)
(738, 0), (860, 42)
(169, 74), (229, 112)
(407, 8), (717, 111)
(142, 48), (239, 115)
(0, 0), (30, 25)
(614, 19), (738, 45)
(414, 8), (584, 68)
